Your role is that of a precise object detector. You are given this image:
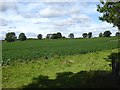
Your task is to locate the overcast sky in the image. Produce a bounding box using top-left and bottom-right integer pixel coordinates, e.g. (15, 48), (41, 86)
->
(0, 0), (119, 40)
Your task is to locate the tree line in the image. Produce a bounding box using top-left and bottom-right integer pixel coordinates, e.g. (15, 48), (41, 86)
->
(4, 30), (120, 42)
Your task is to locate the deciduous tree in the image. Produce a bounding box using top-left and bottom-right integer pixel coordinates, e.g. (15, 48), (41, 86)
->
(103, 30), (112, 37)
(68, 33), (74, 38)
(115, 32), (120, 36)
(82, 33), (87, 38)
(99, 32), (103, 37)
(37, 34), (42, 40)
(18, 33), (27, 41)
(51, 33), (58, 39)
(88, 32), (92, 38)
(5, 32), (17, 42)
(57, 32), (62, 38)
(97, 1), (120, 30)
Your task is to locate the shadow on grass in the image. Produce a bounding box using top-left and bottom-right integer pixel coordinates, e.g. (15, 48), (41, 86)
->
(20, 70), (119, 89)
(107, 52), (120, 85)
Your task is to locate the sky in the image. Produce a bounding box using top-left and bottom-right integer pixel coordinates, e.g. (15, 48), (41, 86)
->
(0, 0), (119, 40)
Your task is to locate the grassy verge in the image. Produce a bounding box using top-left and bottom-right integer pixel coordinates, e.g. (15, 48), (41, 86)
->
(2, 48), (119, 88)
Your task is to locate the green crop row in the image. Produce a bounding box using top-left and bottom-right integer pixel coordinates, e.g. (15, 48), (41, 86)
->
(2, 37), (119, 66)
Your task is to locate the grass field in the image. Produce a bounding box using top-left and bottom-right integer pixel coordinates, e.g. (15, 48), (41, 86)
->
(2, 37), (120, 88)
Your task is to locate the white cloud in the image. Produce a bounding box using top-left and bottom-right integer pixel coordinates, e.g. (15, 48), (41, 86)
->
(17, 3), (46, 18)
(71, 14), (90, 23)
(83, 3), (98, 13)
(53, 14), (91, 32)
(39, 6), (80, 18)
(39, 7), (62, 18)
(70, 7), (80, 14)
(0, 18), (8, 26)
(0, 0), (18, 11)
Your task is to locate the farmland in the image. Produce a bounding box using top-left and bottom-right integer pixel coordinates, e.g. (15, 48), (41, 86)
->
(2, 37), (119, 66)
(2, 36), (120, 88)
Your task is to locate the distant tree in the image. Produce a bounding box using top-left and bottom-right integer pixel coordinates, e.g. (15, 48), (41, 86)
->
(62, 36), (66, 39)
(5, 32), (17, 42)
(46, 34), (52, 39)
(37, 34), (42, 40)
(68, 33), (74, 38)
(51, 33), (58, 39)
(99, 32), (103, 37)
(46, 34), (49, 39)
(103, 30), (112, 37)
(97, 1), (120, 31)
(18, 33), (27, 41)
(57, 32), (62, 38)
(82, 33), (87, 38)
(115, 32), (120, 36)
(46, 33), (62, 39)
(88, 32), (92, 38)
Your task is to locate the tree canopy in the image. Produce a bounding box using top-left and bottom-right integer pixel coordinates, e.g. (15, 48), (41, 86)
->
(5, 32), (17, 42)
(18, 33), (27, 41)
(103, 30), (112, 37)
(57, 32), (62, 38)
(99, 32), (103, 37)
(68, 33), (74, 38)
(88, 32), (92, 38)
(82, 33), (87, 38)
(51, 33), (58, 39)
(115, 32), (120, 36)
(97, 1), (120, 30)
(37, 34), (42, 40)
